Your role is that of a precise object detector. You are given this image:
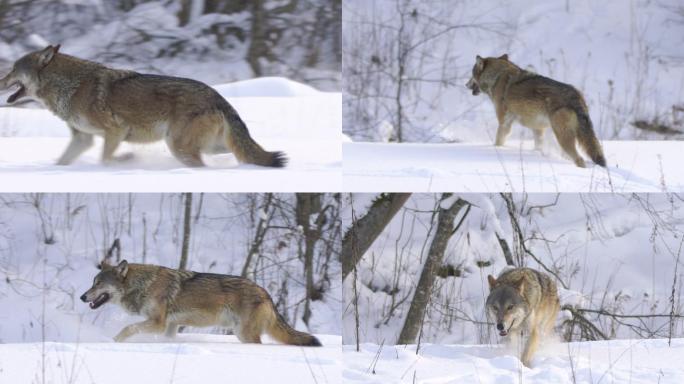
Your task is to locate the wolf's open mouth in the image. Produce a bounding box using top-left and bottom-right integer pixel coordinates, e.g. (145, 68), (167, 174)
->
(90, 292), (110, 309)
(499, 319), (515, 337)
(7, 83), (25, 103)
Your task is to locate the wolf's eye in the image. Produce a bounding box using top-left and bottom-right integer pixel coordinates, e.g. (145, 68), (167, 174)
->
(507, 304), (514, 310)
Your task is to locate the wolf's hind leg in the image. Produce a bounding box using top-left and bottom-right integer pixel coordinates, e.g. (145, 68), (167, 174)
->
(56, 127), (93, 165)
(164, 118), (214, 167)
(102, 129), (129, 164)
(114, 318), (166, 342)
(533, 128), (545, 151)
(550, 109), (586, 168)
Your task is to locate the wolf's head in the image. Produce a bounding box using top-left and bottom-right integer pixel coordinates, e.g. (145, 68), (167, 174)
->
(0, 45), (60, 104)
(485, 274), (528, 337)
(466, 54), (509, 96)
(80, 260), (129, 310)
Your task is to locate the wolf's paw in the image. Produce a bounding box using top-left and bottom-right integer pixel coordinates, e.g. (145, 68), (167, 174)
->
(103, 153), (135, 165)
(113, 333), (128, 342)
(114, 152), (135, 162)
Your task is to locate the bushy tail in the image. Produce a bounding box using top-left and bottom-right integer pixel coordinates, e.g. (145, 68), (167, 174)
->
(221, 104), (287, 167)
(575, 109), (606, 167)
(266, 306), (321, 347)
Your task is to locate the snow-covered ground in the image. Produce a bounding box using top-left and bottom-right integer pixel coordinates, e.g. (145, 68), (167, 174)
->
(0, 77), (341, 192)
(344, 339), (684, 384)
(0, 335), (341, 384)
(343, 141), (683, 192)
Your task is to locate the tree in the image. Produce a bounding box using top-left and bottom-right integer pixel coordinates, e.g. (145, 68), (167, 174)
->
(341, 193), (411, 280)
(397, 195), (469, 345)
(178, 192), (193, 270)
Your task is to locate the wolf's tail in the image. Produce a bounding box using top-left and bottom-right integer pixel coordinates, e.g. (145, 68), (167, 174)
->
(574, 108), (606, 167)
(220, 103), (287, 167)
(265, 303), (321, 347)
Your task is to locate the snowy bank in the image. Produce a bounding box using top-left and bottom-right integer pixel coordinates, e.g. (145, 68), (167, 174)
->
(344, 339), (684, 384)
(343, 141), (683, 192)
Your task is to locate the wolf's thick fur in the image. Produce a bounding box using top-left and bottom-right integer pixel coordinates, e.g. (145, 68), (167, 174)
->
(486, 267), (559, 367)
(467, 54), (606, 168)
(0, 45), (286, 167)
(80, 260), (320, 346)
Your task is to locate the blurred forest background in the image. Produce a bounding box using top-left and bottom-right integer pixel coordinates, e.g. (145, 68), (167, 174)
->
(0, 0), (341, 90)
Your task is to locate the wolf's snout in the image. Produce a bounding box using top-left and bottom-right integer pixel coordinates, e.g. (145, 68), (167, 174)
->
(496, 323), (504, 331)
(80, 293), (87, 302)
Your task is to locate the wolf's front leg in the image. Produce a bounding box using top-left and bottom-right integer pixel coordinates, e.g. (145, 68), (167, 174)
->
(114, 318), (166, 342)
(521, 328), (539, 367)
(495, 113), (514, 146)
(56, 127), (93, 165)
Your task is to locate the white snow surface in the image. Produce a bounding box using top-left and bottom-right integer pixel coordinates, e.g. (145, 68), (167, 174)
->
(344, 339), (684, 384)
(0, 77), (341, 192)
(343, 141), (683, 192)
(0, 335), (341, 384)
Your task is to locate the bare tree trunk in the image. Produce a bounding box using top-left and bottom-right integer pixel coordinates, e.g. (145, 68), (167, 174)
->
(247, 0), (266, 76)
(342, 193), (411, 280)
(296, 193), (323, 326)
(397, 195), (469, 344)
(241, 193), (273, 278)
(179, 193), (193, 270)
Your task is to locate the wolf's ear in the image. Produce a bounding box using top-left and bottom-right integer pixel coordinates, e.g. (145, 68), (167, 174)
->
(476, 55), (485, 70)
(38, 45), (60, 66)
(499, 53), (509, 61)
(515, 279), (525, 294)
(487, 275), (497, 289)
(115, 260), (129, 278)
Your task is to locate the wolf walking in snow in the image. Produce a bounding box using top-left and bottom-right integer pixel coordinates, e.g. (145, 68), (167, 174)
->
(0, 45), (287, 167)
(485, 267), (559, 367)
(466, 54), (606, 168)
(80, 260), (320, 346)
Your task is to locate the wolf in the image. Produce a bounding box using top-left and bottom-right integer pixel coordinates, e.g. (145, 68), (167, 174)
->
(485, 267), (559, 367)
(80, 260), (321, 346)
(0, 45), (286, 167)
(466, 54), (606, 168)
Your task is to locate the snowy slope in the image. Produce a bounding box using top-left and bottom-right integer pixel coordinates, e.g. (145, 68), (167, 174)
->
(343, 141), (683, 192)
(0, 78), (341, 192)
(344, 339), (684, 384)
(0, 335), (341, 384)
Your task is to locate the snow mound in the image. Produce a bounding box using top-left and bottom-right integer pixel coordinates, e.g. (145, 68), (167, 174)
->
(214, 77), (322, 98)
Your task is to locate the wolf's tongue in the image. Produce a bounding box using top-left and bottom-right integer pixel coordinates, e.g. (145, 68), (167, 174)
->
(7, 85), (25, 103)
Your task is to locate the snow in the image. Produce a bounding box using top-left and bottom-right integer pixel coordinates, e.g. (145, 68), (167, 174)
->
(343, 339), (684, 384)
(343, 141), (683, 192)
(0, 335), (341, 384)
(0, 78), (341, 192)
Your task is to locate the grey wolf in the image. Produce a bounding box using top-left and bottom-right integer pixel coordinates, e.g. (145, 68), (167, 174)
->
(0, 45), (286, 167)
(486, 267), (559, 366)
(467, 54), (606, 168)
(80, 260), (320, 346)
